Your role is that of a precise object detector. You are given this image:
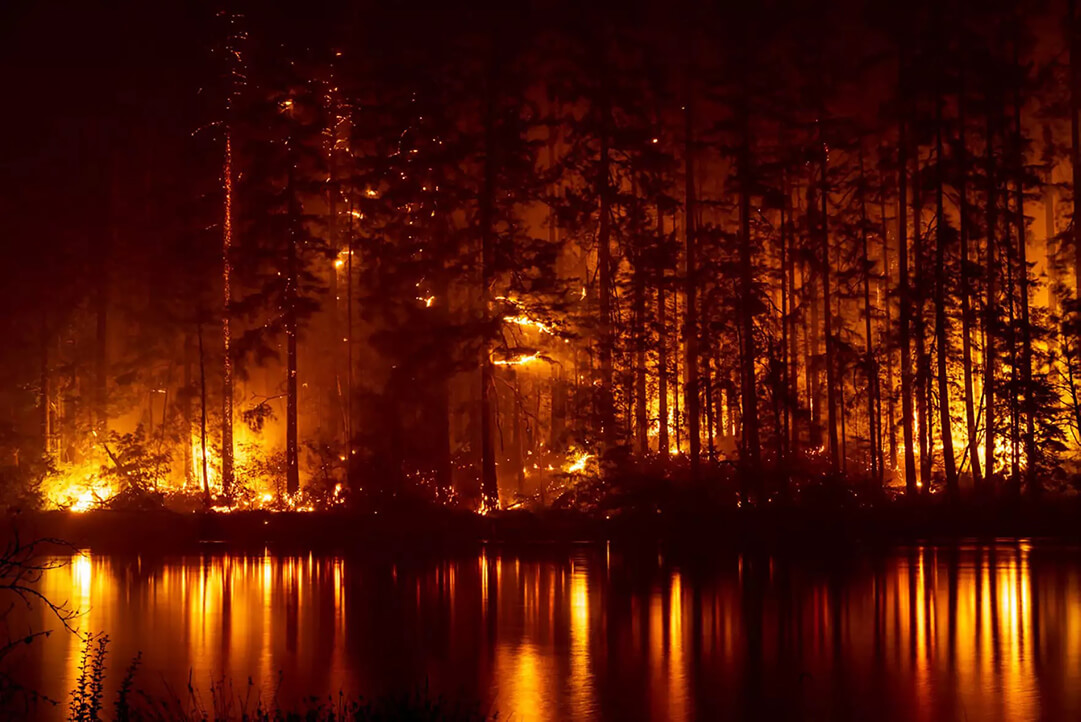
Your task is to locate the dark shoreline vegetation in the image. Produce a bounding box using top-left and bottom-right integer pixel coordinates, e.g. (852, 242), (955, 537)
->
(63, 633), (493, 722)
(14, 493), (1081, 554)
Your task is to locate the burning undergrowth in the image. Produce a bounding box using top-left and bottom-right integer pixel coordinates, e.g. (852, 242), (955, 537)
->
(34, 423), (604, 515)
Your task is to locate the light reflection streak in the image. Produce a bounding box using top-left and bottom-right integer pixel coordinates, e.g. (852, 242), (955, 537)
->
(569, 557), (592, 716)
(22, 544), (1081, 722)
(668, 571), (687, 721)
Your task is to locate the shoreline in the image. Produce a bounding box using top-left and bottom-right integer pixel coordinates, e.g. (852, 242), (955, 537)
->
(9, 497), (1081, 554)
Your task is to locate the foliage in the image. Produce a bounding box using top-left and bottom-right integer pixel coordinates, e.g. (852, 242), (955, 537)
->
(98, 425), (172, 495)
(70, 632), (109, 721)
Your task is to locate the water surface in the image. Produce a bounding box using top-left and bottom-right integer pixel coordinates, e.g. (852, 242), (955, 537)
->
(12, 541), (1081, 720)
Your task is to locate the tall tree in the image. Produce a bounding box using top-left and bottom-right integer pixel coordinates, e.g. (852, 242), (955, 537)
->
(933, 52), (958, 496)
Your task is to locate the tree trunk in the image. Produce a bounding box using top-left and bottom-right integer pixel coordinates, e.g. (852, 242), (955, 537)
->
(633, 199), (649, 456)
(879, 179), (899, 475)
(284, 158), (300, 496)
(780, 171), (795, 465)
(819, 143), (840, 473)
(984, 105), (999, 488)
(958, 64), (983, 488)
(547, 95), (565, 451)
(1071, 0), (1081, 292)
(683, 97), (701, 473)
(934, 79), (959, 495)
(804, 250), (820, 450)
(479, 60), (499, 510)
(704, 354), (716, 459)
(95, 228), (110, 437)
(1044, 125), (1059, 317)
(1005, 205), (1021, 487)
(433, 271), (453, 497)
(183, 332), (194, 488)
(39, 311), (49, 455)
(1014, 44), (1037, 496)
(673, 278), (682, 451)
(597, 79), (616, 447)
(912, 133), (932, 491)
(345, 199), (355, 494)
(221, 132), (235, 497)
(898, 101), (919, 496)
(657, 207), (669, 458)
(858, 145), (880, 483)
(220, 15), (242, 498)
(197, 320), (211, 507)
(510, 369), (524, 494)
(738, 100), (761, 478)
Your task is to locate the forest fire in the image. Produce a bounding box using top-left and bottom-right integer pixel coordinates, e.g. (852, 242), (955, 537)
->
(5, 0), (1081, 526)
(42, 465), (113, 513)
(12, 3), (1081, 720)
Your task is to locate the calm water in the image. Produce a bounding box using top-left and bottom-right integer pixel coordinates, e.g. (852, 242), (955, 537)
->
(10, 541), (1081, 720)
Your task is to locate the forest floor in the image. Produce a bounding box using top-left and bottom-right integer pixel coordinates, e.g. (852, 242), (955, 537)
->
(9, 493), (1081, 554)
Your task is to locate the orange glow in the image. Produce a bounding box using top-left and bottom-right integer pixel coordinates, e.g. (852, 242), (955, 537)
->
(503, 314), (555, 334)
(493, 352), (541, 367)
(24, 544), (1080, 719)
(43, 459), (113, 511)
(564, 450), (593, 474)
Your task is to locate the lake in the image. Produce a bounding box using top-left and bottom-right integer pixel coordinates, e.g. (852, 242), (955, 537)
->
(8, 540), (1081, 720)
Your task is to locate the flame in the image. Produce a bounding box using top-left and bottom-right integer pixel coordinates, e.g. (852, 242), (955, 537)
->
(68, 482), (113, 512)
(496, 296), (556, 335)
(42, 455), (114, 511)
(565, 451), (593, 474)
(493, 352), (541, 366)
(503, 315), (554, 335)
(42, 416), (328, 513)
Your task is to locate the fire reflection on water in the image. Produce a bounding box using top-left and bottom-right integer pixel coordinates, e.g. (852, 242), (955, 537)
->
(20, 543), (1081, 721)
